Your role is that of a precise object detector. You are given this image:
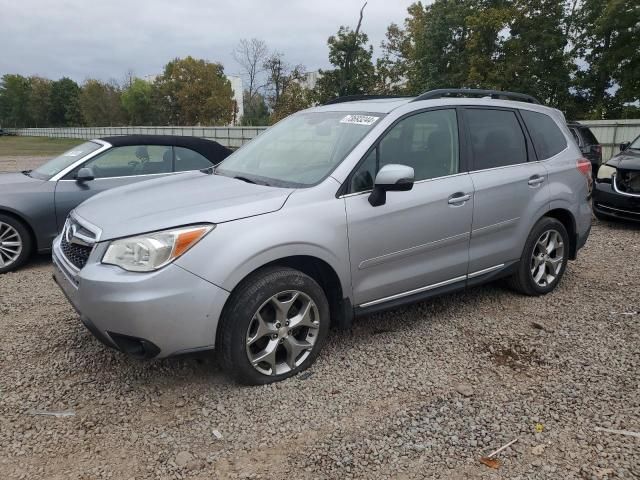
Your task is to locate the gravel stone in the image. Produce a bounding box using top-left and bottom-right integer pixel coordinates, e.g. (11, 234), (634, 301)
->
(175, 451), (193, 467)
(455, 383), (474, 397)
(0, 208), (639, 479)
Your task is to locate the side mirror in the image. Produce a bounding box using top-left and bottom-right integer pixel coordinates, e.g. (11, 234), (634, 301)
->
(76, 167), (95, 183)
(620, 142), (630, 152)
(368, 164), (414, 207)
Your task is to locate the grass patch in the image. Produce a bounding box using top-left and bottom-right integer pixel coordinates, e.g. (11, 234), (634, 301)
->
(0, 136), (84, 157)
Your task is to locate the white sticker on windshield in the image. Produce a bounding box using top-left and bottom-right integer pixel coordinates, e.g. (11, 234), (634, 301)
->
(64, 150), (84, 157)
(340, 114), (380, 126)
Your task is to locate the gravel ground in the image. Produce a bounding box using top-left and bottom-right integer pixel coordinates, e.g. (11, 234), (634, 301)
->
(0, 219), (638, 479)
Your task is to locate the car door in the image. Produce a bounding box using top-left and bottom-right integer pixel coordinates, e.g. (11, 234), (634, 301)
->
(53, 144), (174, 230)
(464, 107), (549, 276)
(344, 108), (474, 307)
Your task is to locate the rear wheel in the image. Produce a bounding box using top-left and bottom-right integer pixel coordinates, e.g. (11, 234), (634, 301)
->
(217, 266), (330, 385)
(0, 214), (31, 274)
(507, 217), (569, 296)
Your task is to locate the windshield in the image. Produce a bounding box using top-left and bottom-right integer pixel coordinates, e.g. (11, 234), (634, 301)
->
(216, 111), (383, 187)
(31, 141), (102, 180)
(629, 135), (640, 150)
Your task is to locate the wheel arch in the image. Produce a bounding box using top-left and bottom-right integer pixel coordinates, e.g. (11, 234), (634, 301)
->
(220, 254), (353, 331)
(544, 208), (577, 259)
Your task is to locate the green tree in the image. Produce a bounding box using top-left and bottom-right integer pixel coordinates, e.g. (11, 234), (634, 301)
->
(270, 82), (314, 124)
(379, 0), (587, 115)
(464, 1), (513, 89)
(315, 4), (376, 103)
(27, 76), (53, 127)
(241, 91), (270, 126)
(263, 53), (309, 111)
(0, 74), (32, 127)
(154, 56), (234, 125)
(573, 0), (640, 118)
(499, 0), (574, 108)
(80, 79), (125, 126)
(375, 22), (412, 94)
(403, 1), (474, 94)
(121, 78), (155, 125)
(50, 77), (82, 126)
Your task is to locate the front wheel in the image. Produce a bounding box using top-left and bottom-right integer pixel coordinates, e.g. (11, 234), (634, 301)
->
(0, 214), (32, 274)
(217, 266), (330, 385)
(507, 217), (569, 296)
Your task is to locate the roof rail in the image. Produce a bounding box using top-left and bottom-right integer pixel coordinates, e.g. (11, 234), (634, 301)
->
(412, 88), (541, 104)
(324, 94), (412, 105)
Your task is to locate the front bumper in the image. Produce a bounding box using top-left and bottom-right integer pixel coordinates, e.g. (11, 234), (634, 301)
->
(592, 181), (640, 222)
(52, 235), (229, 358)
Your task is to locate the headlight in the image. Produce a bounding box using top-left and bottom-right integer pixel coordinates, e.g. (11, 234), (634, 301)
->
(102, 225), (214, 272)
(597, 164), (616, 182)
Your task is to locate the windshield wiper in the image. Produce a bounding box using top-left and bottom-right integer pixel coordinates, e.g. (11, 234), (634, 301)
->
(21, 170), (32, 177)
(234, 176), (258, 184)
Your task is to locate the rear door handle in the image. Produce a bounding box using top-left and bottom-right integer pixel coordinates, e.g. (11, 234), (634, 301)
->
(448, 193), (471, 205)
(528, 175), (545, 186)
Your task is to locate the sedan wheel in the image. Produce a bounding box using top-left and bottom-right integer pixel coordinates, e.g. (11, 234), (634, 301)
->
(246, 290), (320, 376)
(0, 221), (23, 268)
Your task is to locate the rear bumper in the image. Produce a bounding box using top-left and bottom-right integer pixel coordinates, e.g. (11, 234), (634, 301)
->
(52, 235), (229, 358)
(592, 182), (640, 222)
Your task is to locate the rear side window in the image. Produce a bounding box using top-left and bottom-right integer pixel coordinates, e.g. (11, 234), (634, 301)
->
(466, 109), (527, 169)
(521, 110), (567, 160)
(174, 147), (213, 171)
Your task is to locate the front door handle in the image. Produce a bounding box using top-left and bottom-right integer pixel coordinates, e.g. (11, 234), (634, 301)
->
(448, 193), (471, 205)
(528, 175), (545, 186)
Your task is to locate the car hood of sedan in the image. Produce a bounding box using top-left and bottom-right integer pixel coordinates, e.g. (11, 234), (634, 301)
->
(74, 172), (294, 241)
(0, 172), (45, 188)
(607, 149), (640, 170)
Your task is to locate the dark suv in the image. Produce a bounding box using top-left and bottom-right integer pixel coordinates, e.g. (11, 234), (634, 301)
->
(568, 122), (602, 176)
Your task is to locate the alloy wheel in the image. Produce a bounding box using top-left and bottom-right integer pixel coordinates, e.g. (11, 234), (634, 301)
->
(530, 229), (564, 287)
(0, 222), (22, 268)
(245, 290), (320, 376)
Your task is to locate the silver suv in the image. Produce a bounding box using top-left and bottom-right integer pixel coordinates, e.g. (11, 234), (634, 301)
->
(52, 89), (592, 385)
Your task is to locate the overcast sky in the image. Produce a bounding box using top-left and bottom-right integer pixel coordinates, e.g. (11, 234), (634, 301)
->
(0, 0), (418, 84)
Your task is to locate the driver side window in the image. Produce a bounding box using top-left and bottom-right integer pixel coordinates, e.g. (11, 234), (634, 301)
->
(349, 109), (459, 193)
(66, 145), (173, 179)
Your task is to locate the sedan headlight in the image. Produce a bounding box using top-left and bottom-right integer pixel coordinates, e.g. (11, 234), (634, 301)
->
(102, 225), (214, 272)
(597, 164), (616, 182)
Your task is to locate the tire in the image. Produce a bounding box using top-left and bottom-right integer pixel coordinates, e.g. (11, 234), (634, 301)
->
(507, 217), (569, 296)
(0, 214), (32, 274)
(217, 266), (330, 385)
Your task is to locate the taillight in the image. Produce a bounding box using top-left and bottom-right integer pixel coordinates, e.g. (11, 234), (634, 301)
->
(577, 157), (593, 196)
(577, 158), (591, 176)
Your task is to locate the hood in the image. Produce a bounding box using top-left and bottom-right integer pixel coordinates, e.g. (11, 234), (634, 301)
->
(0, 172), (45, 188)
(75, 172), (294, 241)
(607, 149), (640, 170)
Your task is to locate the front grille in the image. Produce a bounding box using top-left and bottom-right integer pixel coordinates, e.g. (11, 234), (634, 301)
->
(60, 236), (93, 270)
(615, 170), (640, 194)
